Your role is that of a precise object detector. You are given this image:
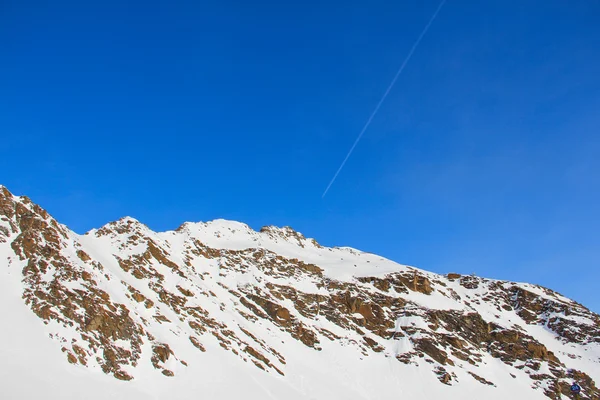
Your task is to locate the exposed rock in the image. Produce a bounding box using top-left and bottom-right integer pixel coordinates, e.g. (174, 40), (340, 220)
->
(0, 185), (599, 400)
(469, 372), (495, 386)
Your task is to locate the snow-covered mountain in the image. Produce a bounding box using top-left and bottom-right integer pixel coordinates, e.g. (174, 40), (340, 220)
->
(1, 185), (598, 400)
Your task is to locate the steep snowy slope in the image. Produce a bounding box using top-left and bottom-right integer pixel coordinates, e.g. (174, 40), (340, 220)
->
(0, 185), (598, 400)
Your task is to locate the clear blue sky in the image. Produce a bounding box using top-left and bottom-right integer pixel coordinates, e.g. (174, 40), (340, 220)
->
(1, 1), (599, 311)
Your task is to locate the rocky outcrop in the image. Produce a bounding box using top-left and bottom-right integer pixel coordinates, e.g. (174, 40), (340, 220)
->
(0, 185), (598, 400)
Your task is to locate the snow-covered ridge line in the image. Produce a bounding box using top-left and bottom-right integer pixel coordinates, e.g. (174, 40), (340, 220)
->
(82, 212), (418, 281)
(1, 184), (599, 400)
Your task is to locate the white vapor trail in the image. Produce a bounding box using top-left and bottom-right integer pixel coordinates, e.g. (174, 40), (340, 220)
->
(322, 0), (447, 198)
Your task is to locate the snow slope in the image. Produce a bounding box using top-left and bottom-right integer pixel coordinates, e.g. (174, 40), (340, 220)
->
(0, 185), (598, 400)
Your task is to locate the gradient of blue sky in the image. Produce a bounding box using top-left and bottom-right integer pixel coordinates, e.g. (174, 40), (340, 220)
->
(1, 0), (599, 311)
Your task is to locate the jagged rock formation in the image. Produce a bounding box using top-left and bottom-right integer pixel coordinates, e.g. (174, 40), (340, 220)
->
(0, 185), (599, 399)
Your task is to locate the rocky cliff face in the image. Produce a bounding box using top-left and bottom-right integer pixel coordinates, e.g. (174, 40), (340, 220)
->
(1, 185), (599, 399)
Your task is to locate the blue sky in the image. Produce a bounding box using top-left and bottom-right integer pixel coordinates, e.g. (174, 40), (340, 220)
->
(1, 0), (599, 311)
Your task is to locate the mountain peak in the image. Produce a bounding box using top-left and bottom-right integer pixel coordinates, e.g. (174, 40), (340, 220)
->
(260, 224), (303, 238)
(260, 225), (302, 235)
(1, 186), (599, 400)
(258, 225), (322, 248)
(92, 215), (150, 237)
(0, 184), (14, 200)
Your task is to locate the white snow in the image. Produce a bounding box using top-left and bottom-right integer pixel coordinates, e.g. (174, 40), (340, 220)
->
(0, 207), (598, 400)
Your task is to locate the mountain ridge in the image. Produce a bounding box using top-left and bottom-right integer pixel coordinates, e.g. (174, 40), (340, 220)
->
(1, 185), (598, 400)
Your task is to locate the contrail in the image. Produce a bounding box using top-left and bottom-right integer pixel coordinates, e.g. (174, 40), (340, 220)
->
(322, 0), (447, 198)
